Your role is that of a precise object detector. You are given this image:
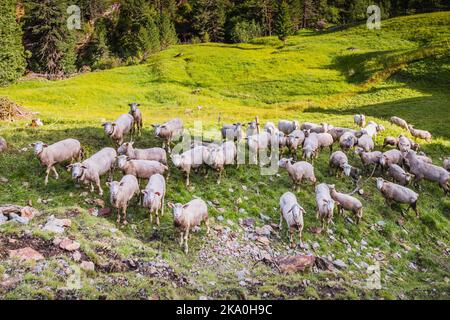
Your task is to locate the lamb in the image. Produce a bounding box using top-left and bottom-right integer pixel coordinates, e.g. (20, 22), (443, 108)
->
(208, 141), (237, 184)
(278, 120), (300, 135)
(339, 131), (357, 152)
(169, 198), (210, 254)
(444, 157), (450, 171)
(171, 146), (209, 186)
(354, 148), (382, 171)
(408, 125), (432, 142)
(279, 192), (306, 247)
(301, 122), (332, 134)
(107, 175), (140, 225)
(302, 132), (319, 162)
(387, 164), (413, 186)
(316, 132), (334, 153)
(128, 103), (143, 136)
(31, 139), (83, 185)
(117, 155), (168, 180)
(357, 134), (374, 152)
(221, 123), (244, 142)
(0, 137), (6, 153)
(383, 136), (398, 149)
(246, 121), (259, 137)
(286, 129), (305, 159)
(103, 114), (134, 146)
(142, 174), (166, 226)
(376, 178), (419, 217)
(118, 142), (167, 164)
(329, 151), (349, 177)
(152, 118), (184, 151)
(279, 158), (316, 191)
(380, 149), (403, 168)
(328, 184), (363, 223)
(390, 116), (409, 131)
(247, 132), (271, 165)
(397, 135), (412, 152)
(404, 151), (449, 194)
(67, 147), (117, 196)
(354, 114), (366, 128)
(264, 122), (278, 135)
(328, 127), (356, 142)
(315, 183), (335, 230)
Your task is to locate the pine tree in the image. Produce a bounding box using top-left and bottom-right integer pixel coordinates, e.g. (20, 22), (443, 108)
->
(0, 0), (26, 86)
(159, 12), (178, 49)
(275, 0), (292, 44)
(23, 0), (77, 76)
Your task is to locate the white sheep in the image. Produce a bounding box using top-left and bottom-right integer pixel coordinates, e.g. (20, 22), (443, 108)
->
(302, 132), (319, 162)
(142, 174), (166, 226)
(103, 114), (134, 146)
(247, 131), (271, 165)
(279, 192), (306, 247)
(31, 139), (83, 185)
(339, 131), (357, 152)
(107, 175), (140, 225)
(152, 118), (184, 151)
(329, 151), (349, 177)
(380, 149), (403, 168)
(361, 121), (383, 138)
(279, 158), (316, 191)
(376, 178), (419, 217)
(278, 120), (300, 135)
(354, 148), (381, 172)
(390, 116), (409, 131)
(171, 146), (209, 186)
(246, 120), (259, 137)
(208, 141), (237, 184)
(328, 184), (363, 223)
(316, 132), (334, 153)
(315, 183), (335, 230)
(118, 142), (167, 164)
(221, 123), (244, 142)
(264, 122), (278, 135)
(286, 129), (305, 159)
(408, 125), (432, 142)
(117, 155), (168, 180)
(328, 127), (356, 142)
(301, 122), (332, 134)
(354, 115), (366, 127)
(128, 103), (143, 135)
(0, 137), (6, 153)
(169, 198), (210, 254)
(444, 157), (450, 171)
(387, 164), (413, 186)
(357, 134), (374, 152)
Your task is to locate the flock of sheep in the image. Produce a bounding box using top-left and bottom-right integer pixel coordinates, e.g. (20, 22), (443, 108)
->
(10, 104), (449, 253)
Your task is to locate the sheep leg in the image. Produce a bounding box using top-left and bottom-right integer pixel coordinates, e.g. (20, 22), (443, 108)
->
(179, 231), (184, 246)
(205, 218), (210, 235)
(278, 214), (283, 230)
(44, 166), (52, 185)
(149, 209), (153, 224)
(183, 229), (190, 254)
(161, 195), (165, 217)
(156, 209), (160, 226)
(217, 169), (222, 185)
(289, 229), (295, 248)
(52, 167), (59, 179)
(90, 182), (95, 193)
(116, 208), (121, 224)
(95, 178), (103, 196)
(298, 225), (303, 247)
(122, 207), (128, 225)
(185, 172), (190, 186)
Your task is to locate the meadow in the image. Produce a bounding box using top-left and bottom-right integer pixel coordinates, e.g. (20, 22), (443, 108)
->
(0, 12), (449, 299)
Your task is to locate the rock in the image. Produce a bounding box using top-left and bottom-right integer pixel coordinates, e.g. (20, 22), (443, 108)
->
(239, 280), (246, 287)
(238, 208), (246, 214)
(0, 176), (9, 184)
(227, 219), (234, 226)
(277, 255), (316, 274)
(256, 236), (270, 246)
(242, 218), (255, 227)
(228, 188), (234, 193)
(333, 259), (348, 269)
(361, 239), (368, 246)
(59, 238), (80, 252)
(72, 251), (82, 262)
(94, 199), (105, 208)
(236, 269), (248, 280)
(360, 262), (369, 269)
(217, 215), (224, 222)
(80, 261), (95, 271)
(377, 220), (386, 227)
(315, 256), (334, 271)
(10, 213), (29, 224)
(217, 208), (225, 213)
(98, 207), (111, 217)
(259, 213), (270, 221)
(242, 185), (248, 191)
(256, 225), (272, 236)
(43, 216), (71, 233)
(20, 206), (39, 220)
(312, 242), (320, 250)
(408, 262), (418, 271)
(9, 247), (44, 262)
(0, 213), (8, 224)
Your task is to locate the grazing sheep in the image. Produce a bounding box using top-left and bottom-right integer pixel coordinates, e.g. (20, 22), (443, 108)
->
(416, 152), (433, 164)
(329, 151), (349, 177)
(354, 114), (366, 128)
(128, 103), (143, 136)
(286, 129), (305, 159)
(408, 125), (432, 142)
(328, 127), (356, 142)
(315, 183), (335, 230)
(169, 198), (210, 254)
(376, 178), (419, 217)
(328, 184), (363, 223)
(107, 175), (140, 225)
(152, 118), (184, 151)
(301, 122), (332, 134)
(404, 151), (449, 194)
(67, 147), (117, 196)
(279, 158), (316, 191)
(264, 122), (278, 135)
(118, 142), (167, 164)
(0, 137), (6, 153)
(383, 136), (398, 149)
(357, 134), (374, 152)
(397, 135), (412, 153)
(380, 149), (403, 168)
(246, 121), (259, 137)
(390, 116), (409, 131)
(117, 155), (168, 180)
(278, 120), (300, 135)
(444, 157), (450, 171)
(208, 141), (237, 184)
(103, 114), (134, 146)
(387, 164), (413, 186)
(279, 192), (306, 247)
(302, 132), (319, 162)
(247, 132), (271, 165)
(171, 146), (209, 186)
(355, 148), (382, 172)
(361, 121), (383, 138)
(339, 131), (357, 152)
(142, 174), (166, 226)
(316, 132), (334, 153)
(31, 139), (83, 185)
(221, 123), (245, 142)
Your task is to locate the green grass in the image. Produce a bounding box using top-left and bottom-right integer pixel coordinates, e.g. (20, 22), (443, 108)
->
(0, 12), (449, 300)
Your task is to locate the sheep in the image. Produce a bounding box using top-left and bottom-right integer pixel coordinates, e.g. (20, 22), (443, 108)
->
(286, 130), (305, 159)
(404, 151), (449, 194)
(264, 122), (278, 135)
(357, 134), (374, 152)
(278, 120), (300, 135)
(354, 114), (366, 127)
(279, 192), (306, 247)
(107, 175), (140, 225)
(416, 152), (433, 164)
(397, 135), (412, 152)
(339, 131), (357, 152)
(328, 184), (363, 223)
(301, 122), (332, 134)
(142, 174), (166, 226)
(128, 103), (143, 136)
(247, 132), (271, 165)
(273, 131), (288, 151)
(0, 137), (6, 153)
(221, 123), (245, 142)
(444, 157), (450, 171)
(31, 139), (83, 185)
(361, 121), (383, 138)
(168, 198), (210, 254)
(328, 127), (356, 142)
(118, 142), (167, 164)
(279, 158), (316, 191)
(383, 136), (398, 149)
(408, 125), (432, 142)
(103, 114), (134, 146)
(302, 132), (319, 162)
(207, 141), (237, 184)
(390, 116), (409, 131)
(152, 118), (184, 151)
(246, 121), (259, 137)
(380, 149), (403, 168)
(376, 178), (419, 217)
(387, 164), (413, 186)
(171, 146), (209, 186)
(354, 148), (382, 172)
(67, 147), (117, 196)
(117, 155), (168, 180)
(316, 132), (334, 153)
(329, 151), (349, 177)
(315, 183), (335, 230)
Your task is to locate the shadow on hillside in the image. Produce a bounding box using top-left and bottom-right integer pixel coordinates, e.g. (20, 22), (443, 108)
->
(197, 43), (267, 51)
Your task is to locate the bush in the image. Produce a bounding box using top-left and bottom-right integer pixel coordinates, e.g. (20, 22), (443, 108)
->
(230, 20), (263, 43)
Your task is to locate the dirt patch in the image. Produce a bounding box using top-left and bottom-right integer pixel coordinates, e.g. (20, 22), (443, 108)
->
(95, 245), (130, 273)
(0, 234), (62, 259)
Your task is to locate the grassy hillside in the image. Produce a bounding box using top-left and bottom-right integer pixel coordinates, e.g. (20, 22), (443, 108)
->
(0, 12), (449, 300)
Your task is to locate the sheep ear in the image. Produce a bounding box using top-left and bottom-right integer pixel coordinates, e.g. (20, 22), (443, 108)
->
(106, 182), (111, 187)
(119, 182), (124, 187)
(112, 123), (117, 127)
(167, 202), (174, 209)
(43, 144), (49, 148)
(151, 124), (156, 128)
(137, 104), (140, 106)
(141, 190), (147, 195)
(81, 165), (87, 169)
(66, 164), (73, 171)
(102, 123), (107, 127)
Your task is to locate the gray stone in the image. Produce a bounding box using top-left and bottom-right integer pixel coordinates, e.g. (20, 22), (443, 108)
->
(333, 259), (348, 269)
(217, 215), (224, 221)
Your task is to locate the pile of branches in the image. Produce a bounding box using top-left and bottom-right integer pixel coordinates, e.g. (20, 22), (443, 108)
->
(0, 97), (33, 121)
